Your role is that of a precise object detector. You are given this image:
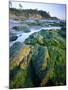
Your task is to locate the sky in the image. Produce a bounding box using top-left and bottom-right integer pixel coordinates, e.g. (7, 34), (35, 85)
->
(10, 1), (66, 20)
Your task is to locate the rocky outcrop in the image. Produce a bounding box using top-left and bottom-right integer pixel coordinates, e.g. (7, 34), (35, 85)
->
(10, 28), (66, 88)
(9, 8), (51, 20)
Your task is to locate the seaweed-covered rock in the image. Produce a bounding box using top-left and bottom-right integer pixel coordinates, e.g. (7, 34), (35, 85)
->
(10, 29), (66, 88)
(10, 45), (34, 88)
(13, 25), (30, 33)
(10, 42), (22, 59)
(25, 29), (65, 49)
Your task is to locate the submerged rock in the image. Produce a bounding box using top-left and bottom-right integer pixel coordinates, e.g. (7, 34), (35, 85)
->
(10, 36), (18, 41)
(10, 28), (66, 88)
(13, 25), (31, 33)
(10, 32), (18, 41)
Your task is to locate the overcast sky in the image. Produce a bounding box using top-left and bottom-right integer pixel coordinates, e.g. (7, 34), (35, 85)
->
(10, 1), (66, 20)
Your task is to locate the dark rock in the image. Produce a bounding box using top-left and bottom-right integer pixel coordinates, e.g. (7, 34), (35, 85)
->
(10, 35), (18, 41)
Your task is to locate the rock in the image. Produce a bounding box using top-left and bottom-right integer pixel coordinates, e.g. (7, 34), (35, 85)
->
(25, 29), (65, 49)
(10, 29), (66, 88)
(10, 42), (22, 59)
(10, 35), (18, 41)
(10, 45), (31, 70)
(10, 32), (18, 41)
(13, 25), (31, 33)
(10, 45), (34, 88)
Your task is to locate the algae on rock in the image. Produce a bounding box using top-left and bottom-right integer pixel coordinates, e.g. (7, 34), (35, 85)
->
(10, 28), (66, 88)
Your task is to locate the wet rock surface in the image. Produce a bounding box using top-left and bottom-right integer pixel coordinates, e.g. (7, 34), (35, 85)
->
(10, 28), (66, 88)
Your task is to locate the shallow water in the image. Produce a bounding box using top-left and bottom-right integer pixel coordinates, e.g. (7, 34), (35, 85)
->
(9, 19), (62, 47)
